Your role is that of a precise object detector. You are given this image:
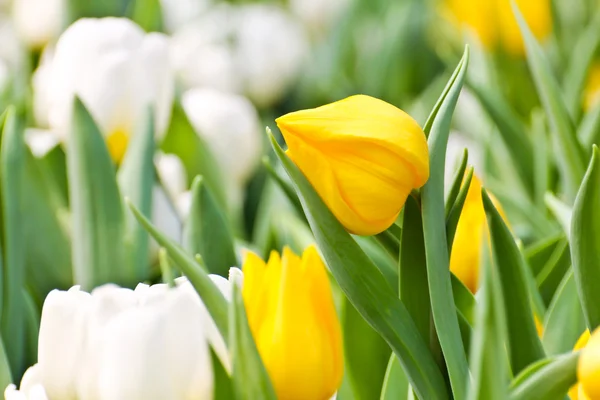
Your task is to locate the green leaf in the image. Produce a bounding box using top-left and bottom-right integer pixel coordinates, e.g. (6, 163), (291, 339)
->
(184, 176), (238, 277)
(467, 244), (508, 400)
(66, 0), (126, 22)
(130, 0), (162, 32)
(126, 199), (229, 339)
(268, 132), (448, 400)
(509, 352), (579, 400)
(0, 109), (26, 375)
(420, 48), (470, 399)
(446, 167), (474, 250)
(229, 276), (277, 400)
(451, 273), (476, 325)
(534, 237), (571, 305)
(0, 334), (10, 392)
(514, 1), (586, 200)
(483, 189), (545, 374)
(578, 101), (600, 148)
(118, 108), (155, 283)
(68, 98), (127, 289)
(262, 157), (303, 216)
(531, 110), (549, 209)
(22, 289), (40, 369)
(380, 355), (409, 400)
(445, 148), (468, 217)
(543, 270), (586, 355)
(570, 145), (600, 329)
(400, 196), (430, 342)
(544, 193), (572, 237)
(161, 102), (226, 207)
(526, 234), (566, 277)
(467, 79), (535, 191)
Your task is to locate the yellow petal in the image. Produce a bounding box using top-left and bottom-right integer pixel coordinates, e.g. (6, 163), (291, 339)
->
(277, 95), (429, 235)
(106, 128), (129, 164)
(569, 330), (592, 400)
(579, 328), (600, 399)
(584, 63), (600, 111)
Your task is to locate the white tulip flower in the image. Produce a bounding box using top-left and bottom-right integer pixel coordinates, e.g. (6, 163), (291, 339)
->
(288, 0), (348, 38)
(40, 18), (174, 163)
(12, 0), (65, 49)
(181, 88), (262, 208)
(7, 278), (224, 400)
(160, 0), (212, 33)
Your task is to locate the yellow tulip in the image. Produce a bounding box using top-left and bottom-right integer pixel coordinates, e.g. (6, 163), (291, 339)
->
(242, 246), (343, 400)
(569, 330), (590, 400)
(578, 328), (600, 399)
(446, 0), (552, 55)
(584, 63), (600, 111)
(276, 95), (429, 236)
(449, 174), (506, 293)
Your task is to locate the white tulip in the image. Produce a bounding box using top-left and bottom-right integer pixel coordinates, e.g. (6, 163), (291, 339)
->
(42, 18), (174, 162)
(288, 0), (348, 38)
(8, 279), (220, 400)
(155, 153), (191, 218)
(12, 0), (65, 49)
(181, 88), (262, 203)
(235, 5), (308, 107)
(160, 0), (212, 33)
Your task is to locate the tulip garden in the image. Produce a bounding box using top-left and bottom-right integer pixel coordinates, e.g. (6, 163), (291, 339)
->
(0, 0), (599, 399)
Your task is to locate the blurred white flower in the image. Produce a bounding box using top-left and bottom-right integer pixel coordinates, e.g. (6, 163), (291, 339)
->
(24, 128), (60, 158)
(0, 17), (25, 95)
(289, 0), (348, 38)
(32, 47), (54, 128)
(38, 18), (174, 163)
(235, 4), (308, 107)
(8, 277), (225, 400)
(160, 0), (212, 33)
(181, 88), (262, 206)
(12, 0), (65, 49)
(155, 153), (191, 217)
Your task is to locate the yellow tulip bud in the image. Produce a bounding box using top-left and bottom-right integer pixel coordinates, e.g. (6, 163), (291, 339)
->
(578, 328), (600, 399)
(446, 0), (552, 55)
(449, 174), (506, 293)
(276, 95), (429, 236)
(242, 246), (343, 400)
(569, 330), (591, 400)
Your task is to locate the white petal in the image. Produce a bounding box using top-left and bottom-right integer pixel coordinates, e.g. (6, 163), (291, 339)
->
(12, 0), (65, 48)
(155, 153), (188, 199)
(24, 129), (60, 158)
(150, 185), (183, 259)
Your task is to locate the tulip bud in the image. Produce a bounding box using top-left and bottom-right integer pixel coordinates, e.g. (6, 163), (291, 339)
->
(242, 246), (343, 400)
(579, 328), (600, 400)
(12, 0), (65, 49)
(40, 18), (174, 163)
(276, 94), (429, 236)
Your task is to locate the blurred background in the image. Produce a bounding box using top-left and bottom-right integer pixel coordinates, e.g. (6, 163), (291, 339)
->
(0, 0), (599, 397)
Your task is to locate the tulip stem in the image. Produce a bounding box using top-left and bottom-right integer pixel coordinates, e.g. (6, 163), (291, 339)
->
(159, 248), (175, 288)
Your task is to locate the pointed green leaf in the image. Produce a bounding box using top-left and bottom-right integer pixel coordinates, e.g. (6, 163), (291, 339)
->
(184, 176), (238, 277)
(420, 48), (470, 399)
(127, 199), (229, 338)
(514, 1), (586, 200)
(509, 352), (579, 400)
(380, 355), (409, 400)
(0, 109), (26, 374)
(262, 157), (303, 216)
(268, 133), (448, 400)
(229, 277), (277, 400)
(543, 270), (586, 355)
(446, 167), (474, 250)
(483, 189), (545, 374)
(534, 238), (571, 305)
(212, 349), (234, 400)
(118, 108), (155, 283)
(451, 273), (476, 325)
(445, 148), (469, 217)
(570, 145), (600, 329)
(544, 193), (572, 237)
(578, 101), (600, 148)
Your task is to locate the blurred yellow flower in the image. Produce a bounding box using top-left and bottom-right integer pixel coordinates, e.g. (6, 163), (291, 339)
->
(578, 328), (600, 400)
(584, 63), (600, 111)
(276, 95), (429, 236)
(446, 0), (552, 55)
(242, 246), (343, 400)
(569, 330), (590, 400)
(449, 174), (506, 293)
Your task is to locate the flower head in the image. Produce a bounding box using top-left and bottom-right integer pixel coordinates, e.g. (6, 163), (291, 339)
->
(276, 94), (429, 236)
(242, 246), (343, 400)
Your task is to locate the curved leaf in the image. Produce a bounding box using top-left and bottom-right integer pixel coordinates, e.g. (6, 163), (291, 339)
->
(509, 352), (578, 400)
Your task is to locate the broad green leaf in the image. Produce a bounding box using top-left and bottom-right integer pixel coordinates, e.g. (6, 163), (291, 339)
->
(445, 148), (468, 217)
(161, 102), (226, 207)
(468, 79), (535, 191)
(229, 277), (277, 400)
(509, 352), (579, 400)
(483, 189), (545, 374)
(526, 234), (566, 277)
(0, 335), (10, 392)
(343, 298), (391, 400)
(380, 355), (409, 400)
(375, 227), (401, 261)
(446, 167), (474, 250)
(130, 0), (162, 32)
(467, 245), (507, 400)
(420, 48), (470, 399)
(534, 238), (571, 305)
(451, 273), (476, 325)
(0, 109), (26, 374)
(212, 349), (234, 400)
(570, 145), (600, 329)
(544, 193), (572, 237)
(400, 196), (430, 341)
(127, 200), (229, 339)
(118, 108), (155, 283)
(66, 0), (126, 22)
(355, 236), (398, 292)
(543, 270), (586, 355)
(68, 98), (127, 289)
(22, 289), (39, 369)
(514, 2), (586, 200)
(184, 176), (237, 277)
(268, 133), (448, 400)
(578, 101), (600, 148)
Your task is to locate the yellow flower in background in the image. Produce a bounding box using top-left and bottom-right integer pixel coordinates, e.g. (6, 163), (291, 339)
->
(446, 0), (552, 55)
(276, 95), (429, 236)
(584, 63), (600, 111)
(449, 174), (506, 293)
(242, 246), (343, 400)
(571, 329), (591, 399)
(577, 328), (600, 400)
